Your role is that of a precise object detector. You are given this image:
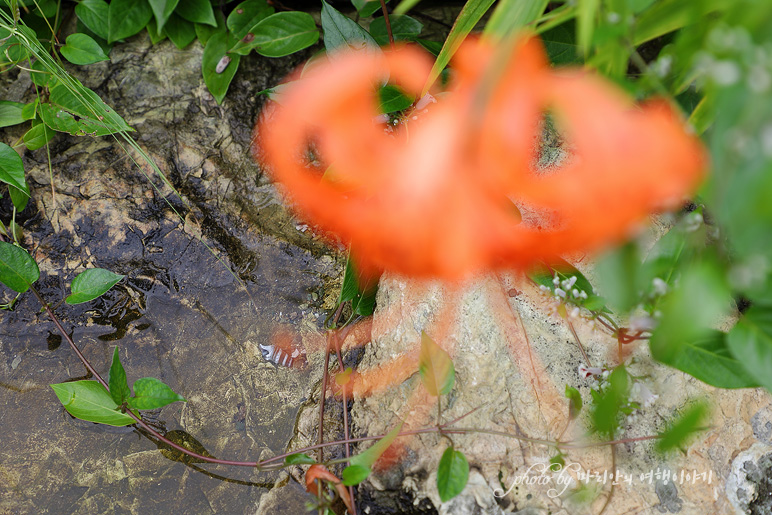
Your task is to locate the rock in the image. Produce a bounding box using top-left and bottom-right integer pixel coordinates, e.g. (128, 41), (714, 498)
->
(0, 32), (339, 514)
(343, 273), (770, 515)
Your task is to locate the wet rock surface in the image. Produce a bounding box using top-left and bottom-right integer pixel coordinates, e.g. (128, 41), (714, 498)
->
(0, 33), (338, 513)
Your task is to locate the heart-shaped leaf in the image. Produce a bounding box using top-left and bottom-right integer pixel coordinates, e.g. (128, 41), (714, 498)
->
(0, 242), (39, 293)
(419, 331), (454, 396)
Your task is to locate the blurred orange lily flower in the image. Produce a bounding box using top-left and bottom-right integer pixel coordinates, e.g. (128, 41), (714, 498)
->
(253, 36), (706, 280)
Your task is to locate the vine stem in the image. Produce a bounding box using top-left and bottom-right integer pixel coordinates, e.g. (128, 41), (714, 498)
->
(30, 284), (261, 468)
(378, 0), (395, 49)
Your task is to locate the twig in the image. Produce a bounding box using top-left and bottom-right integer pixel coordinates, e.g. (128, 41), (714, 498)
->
(378, 0), (395, 49)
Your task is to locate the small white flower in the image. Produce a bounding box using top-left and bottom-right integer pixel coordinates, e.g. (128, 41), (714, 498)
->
(555, 288), (567, 299)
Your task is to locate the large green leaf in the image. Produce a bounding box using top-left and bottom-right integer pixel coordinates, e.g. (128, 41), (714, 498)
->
(60, 34), (110, 65)
(226, 0), (274, 44)
(321, 0), (379, 52)
(175, 0), (216, 27)
(50, 380), (136, 426)
(107, 0), (153, 44)
(128, 377), (185, 410)
(0, 242), (39, 293)
(148, 0), (179, 30)
(247, 12), (319, 58)
(419, 331), (455, 396)
(666, 331), (759, 389)
(0, 101), (26, 128)
(23, 122), (55, 151)
(728, 305), (772, 393)
(369, 14), (422, 46)
(540, 21), (582, 65)
(342, 422), (403, 485)
(65, 268), (125, 305)
(108, 347), (131, 405)
(0, 143), (29, 205)
(202, 31), (241, 104)
(75, 0), (109, 41)
(162, 13), (197, 49)
(378, 84), (414, 113)
(38, 83), (133, 136)
(424, 0), (495, 93)
(437, 447), (469, 502)
(650, 260), (729, 364)
(633, 0), (731, 46)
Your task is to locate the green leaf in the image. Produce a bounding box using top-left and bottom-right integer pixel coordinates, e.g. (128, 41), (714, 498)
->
(343, 422), (403, 485)
(352, 0), (385, 18)
(0, 242), (39, 293)
(650, 259), (729, 364)
(378, 84), (414, 113)
(655, 402), (708, 454)
(728, 304), (772, 393)
(540, 21), (582, 65)
(195, 9), (227, 47)
(528, 258), (607, 312)
(30, 59), (53, 87)
(148, 0), (179, 30)
(75, 0), (110, 41)
(576, 0), (599, 54)
(0, 101), (26, 128)
(108, 347), (131, 405)
(39, 83), (133, 136)
(483, 0), (548, 39)
(321, 0), (379, 52)
(591, 365), (628, 439)
(338, 254), (379, 317)
(226, 0), (274, 43)
(565, 384), (582, 419)
(437, 447), (469, 502)
(284, 452), (316, 465)
(202, 31), (241, 104)
(369, 14), (422, 46)
(50, 380), (136, 426)
(162, 13), (197, 49)
(595, 243), (641, 313)
(424, 0), (495, 93)
(23, 122), (55, 151)
(146, 18), (167, 44)
(633, 0), (730, 46)
(65, 268), (125, 305)
(175, 0), (216, 27)
(8, 186), (28, 212)
(245, 12), (319, 58)
(419, 331), (455, 396)
(60, 34), (110, 65)
(0, 142), (29, 203)
(664, 330), (759, 389)
(108, 0), (153, 44)
(128, 377), (185, 410)
(341, 464), (370, 486)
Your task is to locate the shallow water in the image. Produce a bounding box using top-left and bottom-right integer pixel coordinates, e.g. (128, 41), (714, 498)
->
(0, 33), (338, 513)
